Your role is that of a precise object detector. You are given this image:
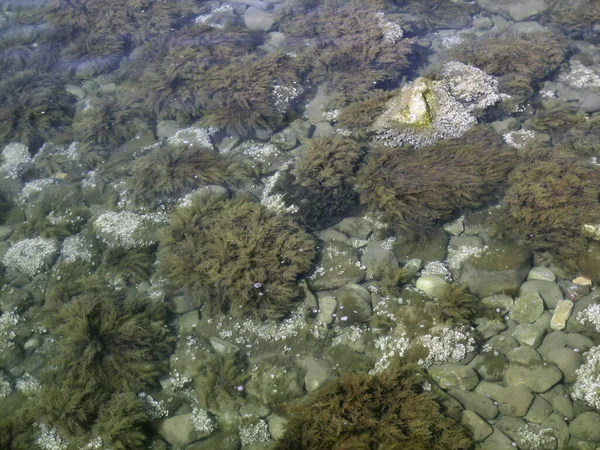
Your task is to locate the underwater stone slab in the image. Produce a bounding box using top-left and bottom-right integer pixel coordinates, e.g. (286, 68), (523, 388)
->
(551, 300), (573, 331)
(497, 385), (535, 418)
(477, 0), (548, 22)
(209, 337), (240, 355)
(267, 414), (288, 441)
(506, 346), (542, 365)
(301, 357), (333, 392)
(520, 280), (564, 309)
(428, 364), (479, 391)
(547, 347), (582, 383)
(243, 6), (275, 31)
(552, 395), (575, 421)
(449, 389), (498, 420)
(510, 291), (544, 324)
(157, 413), (210, 448)
(504, 362), (563, 393)
(512, 323), (545, 348)
(481, 293), (513, 315)
(415, 274), (447, 298)
(569, 411), (600, 442)
(480, 427), (516, 450)
(527, 266), (557, 282)
(316, 295), (337, 325)
(336, 284), (372, 324)
(462, 410), (493, 442)
(333, 217), (373, 240)
(360, 239), (398, 280)
(524, 395), (553, 424)
(0, 226), (12, 241)
(308, 241), (364, 291)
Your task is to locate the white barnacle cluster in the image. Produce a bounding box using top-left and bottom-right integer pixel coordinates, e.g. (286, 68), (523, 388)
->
(19, 178), (60, 203)
(167, 127), (216, 149)
(371, 331), (410, 374)
(375, 12), (404, 44)
(3, 237), (57, 276)
(372, 63), (506, 148)
(15, 372), (41, 395)
(60, 235), (94, 263)
(138, 392), (169, 420)
(0, 371), (13, 399)
(416, 325), (476, 368)
(575, 303), (600, 332)
(572, 345), (600, 409)
(559, 60), (600, 89)
(502, 129), (538, 149)
(1, 142), (32, 179)
(239, 419), (271, 446)
(273, 82), (304, 113)
(93, 211), (168, 248)
(420, 261), (452, 282)
(446, 245), (487, 271)
(191, 407), (216, 434)
(260, 165), (299, 214)
(36, 423), (68, 450)
(440, 61), (510, 111)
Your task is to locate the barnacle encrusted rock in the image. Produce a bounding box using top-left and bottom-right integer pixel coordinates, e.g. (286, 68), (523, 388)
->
(372, 62), (507, 148)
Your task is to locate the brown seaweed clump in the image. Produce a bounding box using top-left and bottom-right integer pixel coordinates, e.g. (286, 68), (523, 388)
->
(277, 0), (414, 107)
(276, 364), (473, 450)
(356, 126), (516, 234)
(272, 136), (363, 229)
(158, 196), (316, 320)
(450, 32), (569, 103)
(543, 0), (600, 42)
(501, 147), (600, 267)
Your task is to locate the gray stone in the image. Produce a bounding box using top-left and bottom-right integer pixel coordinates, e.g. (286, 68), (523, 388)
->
(527, 266), (557, 282)
(336, 284), (372, 324)
(477, 0), (548, 22)
(547, 347), (582, 383)
(510, 21), (546, 33)
(428, 364), (480, 391)
(511, 291), (544, 324)
(270, 127), (298, 151)
(537, 331), (567, 361)
(449, 389), (498, 420)
(157, 413), (210, 448)
(243, 6), (275, 31)
(267, 414), (288, 440)
(209, 337), (240, 355)
(565, 333), (595, 353)
(533, 310), (553, 334)
(506, 346), (542, 365)
(448, 235), (483, 250)
(552, 395), (575, 421)
(65, 84), (86, 100)
(305, 85), (330, 123)
(476, 318), (507, 340)
(482, 293), (513, 314)
(239, 404), (270, 418)
(193, 185), (229, 202)
(485, 335), (520, 354)
(504, 363), (563, 393)
(178, 310), (200, 334)
(316, 229), (352, 245)
(551, 300), (573, 331)
(288, 120), (313, 143)
(333, 217), (373, 240)
(462, 410), (493, 442)
(569, 411), (600, 442)
(473, 16), (494, 30)
(301, 357), (332, 392)
(169, 292), (199, 315)
(458, 244), (530, 297)
(520, 280), (564, 309)
(415, 274), (448, 298)
(470, 351), (508, 382)
(316, 296), (337, 324)
(312, 122), (334, 137)
(480, 427), (516, 450)
(443, 218), (464, 236)
(581, 93), (600, 113)
(512, 323), (545, 348)
(0, 226), (12, 241)
(546, 413), (570, 449)
(308, 241), (364, 290)
(156, 120), (180, 138)
(498, 385), (534, 417)
(264, 31), (286, 51)
(491, 117), (519, 135)
(186, 433), (239, 450)
(360, 240), (398, 280)
(524, 394), (553, 424)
